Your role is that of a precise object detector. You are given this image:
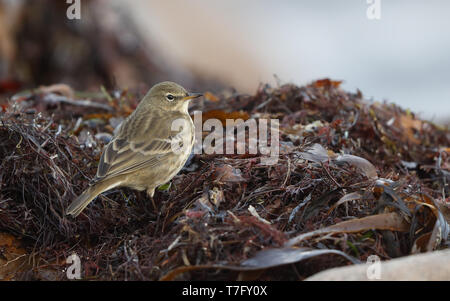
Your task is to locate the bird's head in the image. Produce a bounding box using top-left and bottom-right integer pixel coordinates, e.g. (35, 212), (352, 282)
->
(143, 81), (202, 113)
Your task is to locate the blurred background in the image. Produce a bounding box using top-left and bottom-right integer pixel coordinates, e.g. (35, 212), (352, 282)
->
(0, 0), (449, 123)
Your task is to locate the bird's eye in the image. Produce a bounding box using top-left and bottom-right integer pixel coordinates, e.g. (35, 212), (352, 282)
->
(166, 94), (175, 101)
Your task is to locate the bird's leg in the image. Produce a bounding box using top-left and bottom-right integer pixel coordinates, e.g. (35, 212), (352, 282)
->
(147, 188), (157, 212)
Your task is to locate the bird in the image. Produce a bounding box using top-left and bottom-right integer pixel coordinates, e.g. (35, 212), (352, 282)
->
(66, 81), (202, 217)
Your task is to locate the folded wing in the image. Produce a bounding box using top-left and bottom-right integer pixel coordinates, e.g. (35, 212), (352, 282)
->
(92, 110), (188, 183)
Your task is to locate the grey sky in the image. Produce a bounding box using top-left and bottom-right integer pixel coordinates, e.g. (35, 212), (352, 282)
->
(126, 0), (450, 121)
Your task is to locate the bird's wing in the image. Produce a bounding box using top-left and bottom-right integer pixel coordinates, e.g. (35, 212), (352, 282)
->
(93, 110), (190, 183)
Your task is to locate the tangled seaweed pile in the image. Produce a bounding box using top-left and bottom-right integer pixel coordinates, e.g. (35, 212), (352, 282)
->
(0, 80), (449, 280)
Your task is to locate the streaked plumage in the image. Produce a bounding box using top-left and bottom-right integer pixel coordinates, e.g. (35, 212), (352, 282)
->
(66, 82), (201, 217)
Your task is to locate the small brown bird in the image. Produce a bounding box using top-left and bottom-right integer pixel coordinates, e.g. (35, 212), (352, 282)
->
(66, 81), (202, 217)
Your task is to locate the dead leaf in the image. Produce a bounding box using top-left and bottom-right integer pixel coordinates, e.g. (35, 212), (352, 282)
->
(299, 143), (330, 163)
(426, 210), (449, 251)
(313, 78), (343, 89)
(335, 154), (378, 180)
(328, 192), (363, 214)
(203, 91), (220, 102)
(241, 247), (361, 269)
(0, 79), (21, 93)
(160, 247), (359, 280)
(209, 187), (224, 208)
(83, 113), (114, 121)
(38, 83), (75, 99)
(286, 212), (410, 247)
(395, 114), (423, 144)
(0, 233), (28, 280)
(214, 164), (245, 183)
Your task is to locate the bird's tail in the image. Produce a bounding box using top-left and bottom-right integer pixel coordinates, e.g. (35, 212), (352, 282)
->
(66, 180), (119, 217)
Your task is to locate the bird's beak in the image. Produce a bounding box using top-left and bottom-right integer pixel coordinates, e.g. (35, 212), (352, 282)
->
(182, 93), (203, 101)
